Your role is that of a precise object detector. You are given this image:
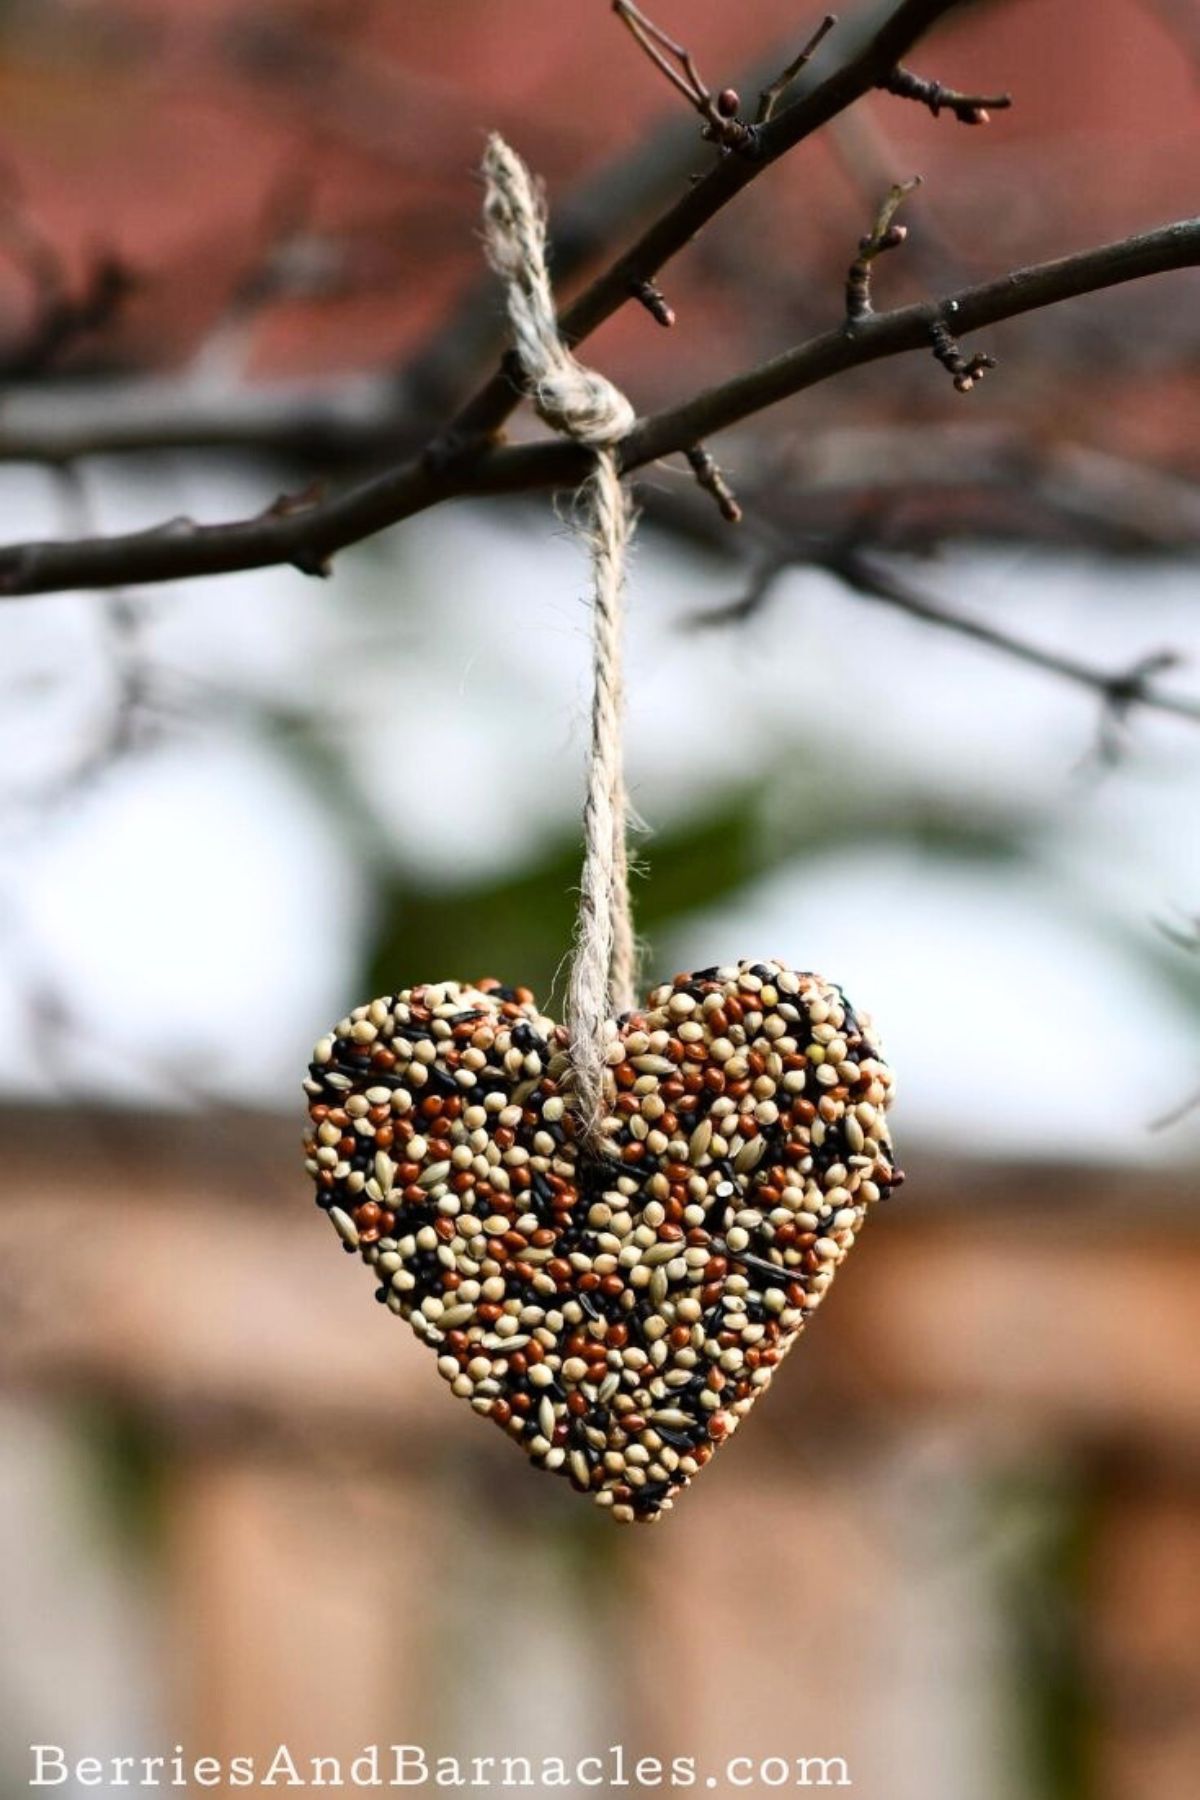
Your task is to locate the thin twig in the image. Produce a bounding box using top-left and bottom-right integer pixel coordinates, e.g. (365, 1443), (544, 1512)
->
(684, 445), (742, 523)
(1093, 649), (1185, 762)
(692, 546), (1200, 736)
(879, 63), (1013, 124)
(630, 276), (676, 326)
(614, 3), (837, 152)
(756, 16), (839, 122)
(402, 22), (848, 416)
(641, 428), (1200, 561)
(0, 223), (137, 378)
(845, 176), (922, 320)
(929, 314), (997, 391)
(614, 1), (713, 113)
(620, 217), (1200, 467)
(0, 216), (1197, 597)
(3, 398), (1197, 565)
(0, 164), (137, 376)
(447, 0), (980, 445)
(614, 0), (759, 151)
(826, 102), (961, 288)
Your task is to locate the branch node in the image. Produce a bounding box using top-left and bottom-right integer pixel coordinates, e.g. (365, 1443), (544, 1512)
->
(630, 276), (676, 327)
(879, 63), (1013, 126)
(613, 0), (761, 156)
(845, 176), (921, 322)
(263, 479), (324, 521)
(421, 429), (473, 475)
(685, 444), (742, 523)
(1101, 648), (1183, 720)
(929, 316), (997, 393)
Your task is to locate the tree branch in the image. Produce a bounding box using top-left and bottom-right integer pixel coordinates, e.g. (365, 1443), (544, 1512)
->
(614, 2), (836, 152)
(0, 216), (1196, 598)
(0, 374), (407, 465)
(644, 429), (1200, 560)
(877, 63), (1013, 124)
(443, 0), (981, 445)
(692, 545), (1200, 736)
(0, 4), (972, 466)
(625, 217), (1200, 462)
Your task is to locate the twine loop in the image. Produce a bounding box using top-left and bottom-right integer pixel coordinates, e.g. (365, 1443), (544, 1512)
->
(481, 134), (638, 1141)
(481, 136), (636, 448)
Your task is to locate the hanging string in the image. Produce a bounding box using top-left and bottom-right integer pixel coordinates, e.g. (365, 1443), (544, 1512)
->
(480, 134), (638, 1137)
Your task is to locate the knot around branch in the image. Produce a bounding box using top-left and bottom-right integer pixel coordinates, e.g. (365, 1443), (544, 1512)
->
(481, 133), (636, 449)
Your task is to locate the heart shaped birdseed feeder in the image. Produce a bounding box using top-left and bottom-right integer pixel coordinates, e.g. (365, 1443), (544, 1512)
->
(302, 960), (900, 1522)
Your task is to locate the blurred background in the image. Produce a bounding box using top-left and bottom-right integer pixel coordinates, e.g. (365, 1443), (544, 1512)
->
(0, 2), (1198, 1797)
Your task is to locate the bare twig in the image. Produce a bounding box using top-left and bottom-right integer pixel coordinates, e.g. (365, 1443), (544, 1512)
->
(1093, 649), (1187, 763)
(0, 374), (404, 466)
(447, 0), (982, 445)
(833, 556), (1200, 737)
(929, 313), (997, 391)
(756, 16), (840, 122)
(3, 254), (138, 378)
(401, 30), (822, 417)
(826, 103), (962, 288)
(0, 397), (1197, 564)
(614, 1), (713, 113)
(879, 63), (1013, 124)
(620, 218), (1200, 467)
(691, 546), (1200, 737)
(0, 216), (1197, 597)
(0, 172), (138, 377)
(644, 428), (1200, 561)
(3, 396), (1197, 565)
(613, 0), (760, 152)
(630, 276), (676, 326)
(617, 3), (836, 151)
(845, 176), (922, 320)
(684, 445), (742, 523)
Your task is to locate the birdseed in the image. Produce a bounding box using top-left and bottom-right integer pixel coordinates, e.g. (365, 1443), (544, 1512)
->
(302, 961), (900, 1522)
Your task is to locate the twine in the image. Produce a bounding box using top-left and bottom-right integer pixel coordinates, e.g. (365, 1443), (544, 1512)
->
(481, 133), (638, 1138)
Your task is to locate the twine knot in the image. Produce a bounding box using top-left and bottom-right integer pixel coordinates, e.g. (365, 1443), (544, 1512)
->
(481, 135), (636, 450)
(533, 366), (635, 447)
